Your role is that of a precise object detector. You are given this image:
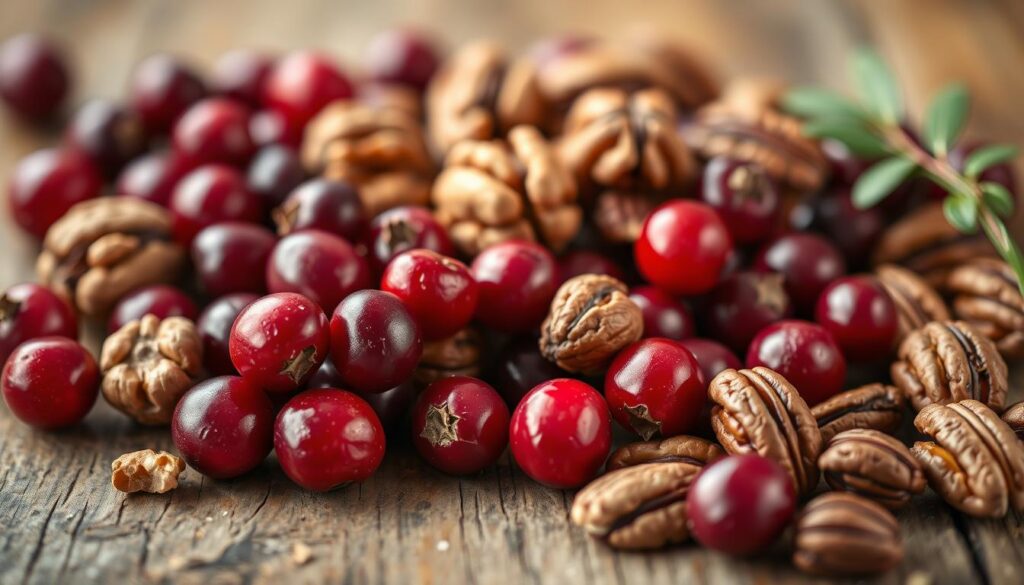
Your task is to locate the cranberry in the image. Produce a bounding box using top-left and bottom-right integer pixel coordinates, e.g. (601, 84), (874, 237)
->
(821, 139), (874, 186)
(107, 285), (198, 333)
(247, 145), (305, 208)
(471, 241), (558, 333)
(509, 378), (611, 488)
(197, 293), (257, 375)
(699, 157), (779, 245)
(678, 338), (742, 389)
(0, 34), (69, 120)
(628, 286), (695, 341)
(229, 292), (330, 393)
(191, 222), (275, 297)
(129, 54), (207, 133)
(64, 99), (148, 178)
(0, 283), (77, 364)
(412, 376), (510, 475)
(754, 233), (846, 312)
(705, 271), (793, 352)
(173, 97), (255, 167)
(808, 189), (886, 266)
(263, 51), (354, 129)
(1, 337), (97, 429)
(365, 206), (455, 274)
(308, 359), (416, 429)
(746, 320), (847, 406)
(490, 337), (566, 408)
(686, 454), (796, 555)
(171, 375), (274, 479)
(116, 150), (190, 207)
(249, 109), (302, 149)
(635, 200), (733, 296)
(381, 250), (478, 341)
(211, 50), (274, 107)
(329, 290), (422, 394)
(814, 276), (898, 362)
(266, 230), (371, 311)
(7, 148), (102, 238)
(557, 250), (625, 284)
(170, 164), (263, 245)
(274, 178), (365, 240)
(364, 28), (440, 92)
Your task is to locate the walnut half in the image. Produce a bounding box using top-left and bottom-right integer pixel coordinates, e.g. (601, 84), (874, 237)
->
(111, 450), (185, 494)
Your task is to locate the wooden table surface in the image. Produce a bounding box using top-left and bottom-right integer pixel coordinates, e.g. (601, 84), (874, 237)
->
(1, 1), (1023, 583)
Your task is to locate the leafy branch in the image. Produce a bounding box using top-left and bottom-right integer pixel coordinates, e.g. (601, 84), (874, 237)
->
(781, 48), (1024, 296)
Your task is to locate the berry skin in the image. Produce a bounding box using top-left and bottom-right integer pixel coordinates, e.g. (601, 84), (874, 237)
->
(412, 376), (510, 475)
(246, 145), (306, 208)
(628, 286), (695, 341)
(107, 285), (198, 334)
(8, 148), (102, 238)
(274, 178), (366, 240)
(263, 51), (354, 129)
(265, 230), (372, 312)
(2, 337), (98, 429)
(0, 34), (70, 120)
(363, 28), (441, 92)
(197, 293), (257, 376)
(754, 233), (846, 312)
(211, 49), (274, 107)
(274, 388), (386, 491)
(170, 164), (263, 245)
(704, 271), (793, 353)
(678, 338), (742, 390)
(130, 54), (207, 133)
(64, 99), (148, 178)
(509, 378), (612, 488)
(746, 320), (847, 407)
(557, 250), (626, 284)
(814, 276), (898, 362)
(249, 108), (303, 149)
(0, 283), (78, 365)
(116, 150), (191, 208)
(635, 200), (733, 296)
(490, 337), (567, 408)
(229, 293), (330, 393)
(307, 359), (416, 429)
(365, 206), (455, 274)
(471, 241), (558, 333)
(381, 250), (478, 341)
(699, 157), (779, 245)
(173, 97), (255, 167)
(191, 222), (276, 297)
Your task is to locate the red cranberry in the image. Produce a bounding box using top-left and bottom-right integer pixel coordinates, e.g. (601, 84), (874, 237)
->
(471, 241), (558, 333)
(64, 99), (148, 178)
(604, 338), (706, 439)
(274, 178), (365, 240)
(699, 157), (779, 245)
(814, 276), (898, 362)
(192, 222), (275, 297)
(107, 285), (198, 333)
(197, 293), (257, 375)
(686, 454), (796, 555)
(364, 28), (440, 92)
(412, 376), (510, 475)
(0, 283), (77, 364)
(490, 337), (566, 408)
(754, 233), (846, 312)
(170, 164), (263, 245)
(509, 378), (611, 488)
(8, 148), (102, 238)
(0, 34), (69, 120)
(705, 271), (793, 352)
(211, 50), (274, 107)
(2, 337), (97, 429)
(171, 375), (274, 478)
(381, 250), (478, 341)
(229, 292), (330, 393)
(263, 51), (354, 129)
(557, 250), (625, 284)
(821, 139), (875, 186)
(173, 97), (254, 167)
(365, 206), (455, 274)
(329, 290), (422, 394)
(678, 338), (742, 389)
(266, 230), (371, 311)
(246, 145), (306, 208)
(746, 320), (847, 406)
(308, 359), (416, 429)
(628, 286), (695, 341)
(809, 189), (887, 267)
(116, 150), (191, 207)
(130, 54), (207, 133)
(635, 200), (733, 296)
(249, 109), (302, 149)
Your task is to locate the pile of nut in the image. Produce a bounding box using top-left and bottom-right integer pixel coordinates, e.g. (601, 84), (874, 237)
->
(1, 29), (1022, 578)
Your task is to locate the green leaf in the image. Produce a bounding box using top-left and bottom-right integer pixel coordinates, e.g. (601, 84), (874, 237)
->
(943, 193), (979, 233)
(964, 144), (1019, 178)
(852, 157), (917, 209)
(781, 87), (866, 122)
(979, 212), (1024, 297)
(802, 120), (890, 157)
(981, 182), (1015, 218)
(923, 83), (969, 157)
(850, 48), (904, 124)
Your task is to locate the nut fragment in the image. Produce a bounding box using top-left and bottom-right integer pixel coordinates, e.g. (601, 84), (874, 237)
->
(414, 327), (483, 386)
(1003, 401), (1024, 441)
(607, 435), (723, 471)
(111, 449), (185, 494)
(945, 258), (1024, 359)
(811, 383), (905, 444)
(793, 492), (903, 576)
(874, 263), (951, 346)
(818, 429), (925, 510)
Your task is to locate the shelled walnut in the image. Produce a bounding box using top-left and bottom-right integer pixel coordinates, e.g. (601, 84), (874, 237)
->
(111, 449), (185, 494)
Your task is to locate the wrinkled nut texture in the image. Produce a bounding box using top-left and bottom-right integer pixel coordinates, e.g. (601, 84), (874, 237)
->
(912, 399), (1024, 518)
(891, 320), (1008, 413)
(946, 258), (1024, 360)
(111, 449), (185, 494)
(607, 435), (724, 471)
(592, 191), (655, 243)
(811, 383), (905, 444)
(101, 315), (203, 425)
(793, 492), (902, 577)
(708, 367), (822, 496)
(414, 327), (482, 385)
(36, 198), (185, 316)
(1003, 401), (1024, 441)
(874, 263), (951, 346)
(539, 274), (643, 374)
(818, 429), (925, 510)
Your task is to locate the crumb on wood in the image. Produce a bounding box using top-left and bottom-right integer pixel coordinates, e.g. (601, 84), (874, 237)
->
(291, 542), (313, 565)
(111, 449), (185, 494)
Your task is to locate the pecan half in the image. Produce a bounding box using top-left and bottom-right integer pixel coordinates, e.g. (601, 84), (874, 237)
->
(818, 429), (925, 510)
(1002, 401), (1024, 441)
(111, 449), (185, 494)
(811, 383), (905, 444)
(874, 263), (950, 346)
(793, 492), (903, 576)
(946, 258), (1024, 359)
(414, 327), (482, 386)
(607, 435), (723, 471)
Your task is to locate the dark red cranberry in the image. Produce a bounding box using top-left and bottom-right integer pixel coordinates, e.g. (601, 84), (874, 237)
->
(0, 283), (78, 364)
(365, 206), (455, 274)
(557, 250), (625, 284)
(678, 338), (742, 390)
(249, 109), (302, 149)
(171, 375), (274, 479)
(263, 51), (353, 129)
(687, 454), (796, 555)
(490, 337), (566, 408)
(754, 233), (846, 312)
(191, 222), (275, 297)
(274, 178), (365, 240)
(197, 293), (257, 375)
(635, 200), (733, 296)
(2, 337), (98, 429)
(307, 359), (416, 429)
(246, 145), (306, 208)
(821, 138), (875, 186)
(64, 99), (148, 178)
(699, 157), (779, 245)
(815, 276), (898, 362)
(107, 285), (198, 333)
(0, 34), (69, 120)
(809, 189), (887, 267)
(628, 286), (695, 341)
(211, 50), (274, 107)
(275, 388), (385, 490)
(364, 28), (440, 92)
(412, 376), (510, 475)
(329, 290), (422, 394)
(746, 320), (847, 406)
(509, 378), (611, 488)
(8, 148), (102, 238)
(116, 150), (191, 207)
(170, 164), (263, 245)
(266, 230), (371, 311)
(604, 338), (706, 439)
(173, 97), (254, 167)
(472, 241), (558, 333)
(705, 271), (793, 352)
(380, 250), (478, 341)
(129, 54), (207, 133)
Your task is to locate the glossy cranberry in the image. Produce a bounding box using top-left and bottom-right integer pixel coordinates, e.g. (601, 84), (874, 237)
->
(628, 286), (695, 341)
(171, 375), (274, 478)
(1, 337), (97, 429)
(678, 338), (742, 390)
(8, 148), (102, 238)
(249, 108), (303, 149)
(471, 241), (558, 333)
(307, 359), (416, 429)
(0, 283), (78, 364)
(364, 28), (440, 92)
(263, 51), (353, 129)
(229, 292), (330, 393)
(130, 54), (207, 133)
(686, 454), (796, 555)
(64, 99), (148, 178)
(635, 200), (733, 296)
(173, 97), (254, 167)
(191, 222), (274, 296)
(266, 230), (371, 311)
(107, 285), (198, 333)
(211, 50), (274, 107)
(275, 178), (365, 240)
(0, 34), (69, 120)
(197, 293), (257, 375)
(557, 250), (625, 284)
(490, 337), (566, 408)
(329, 290), (422, 394)
(821, 138), (874, 186)
(412, 376), (510, 475)
(170, 164), (263, 245)
(116, 150), (191, 207)
(705, 271), (793, 352)
(365, 206), (455, 274)
(746, 320), (847, 406)
(809, 189), (887, 267)
(754, 233), (846, 312)
(510, 378), (611, 488)
(699, 157), (779, 245)
(815, 276), (898, 362)
(381, 250), (478, 341)
(246, 145), (305, 208)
